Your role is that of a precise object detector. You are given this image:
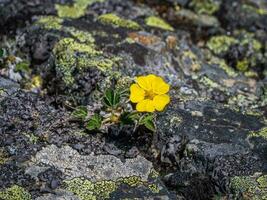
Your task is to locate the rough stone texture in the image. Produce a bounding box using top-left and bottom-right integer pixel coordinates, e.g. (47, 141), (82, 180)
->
(31, 145), (153, 181)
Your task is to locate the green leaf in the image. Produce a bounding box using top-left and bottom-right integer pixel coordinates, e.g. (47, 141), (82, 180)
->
(71, 106), (88, 120)
(120, 112), (140, 125)
(0, 48), (5, 58)
(86, 114), (102, 131)
(144, 120), (156, 132)
(140, 114), (156, 132)
(103, 88), (121, 108)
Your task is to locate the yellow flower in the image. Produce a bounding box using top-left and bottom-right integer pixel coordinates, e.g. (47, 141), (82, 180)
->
(130, 74), (170, 112)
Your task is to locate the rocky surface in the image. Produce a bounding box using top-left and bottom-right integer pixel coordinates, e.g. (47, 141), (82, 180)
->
(0, 0), (267, 199)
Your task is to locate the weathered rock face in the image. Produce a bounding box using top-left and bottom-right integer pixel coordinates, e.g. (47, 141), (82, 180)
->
(0, 0), (267, 199)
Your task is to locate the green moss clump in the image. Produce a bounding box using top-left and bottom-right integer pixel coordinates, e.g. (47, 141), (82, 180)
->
(249, 127), (267, 140)
(64, 178), (117, 200)
(189, 0), (220, 15)
(35, 16), (63, 30)
(98, 13), (141, 30)
(56, 0), (105, 19)
(145, 16), (174, 31)
(236, 59), (249, 72)
(0, 185), (31, 200)
(206, 35), (238, 55)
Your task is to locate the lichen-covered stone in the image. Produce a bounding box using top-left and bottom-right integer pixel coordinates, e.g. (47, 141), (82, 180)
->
(98, 13), (141, 30)
(145, 16), (174, 31)
(56, 0), (106, 19)
(206, 35), (238, 56)
(0, 185), (31, 200)
(35, 16), (63, 30)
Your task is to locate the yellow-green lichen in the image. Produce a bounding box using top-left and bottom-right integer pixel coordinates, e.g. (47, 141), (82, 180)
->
(230, 175), (267, 199)
(149, 169), (159, 179)
(236, 59), (249, 72)
(182, 50), (201, 71)
(242, 4), (267, 16)
(249, 127), (267, 140)
(189, 0), (220, 15)
(56, 0), (105, 19)
(257, 175), (267, 188)
(35, 15), (63, 30)
(206, 35), (238, 55)
(53, 36), (119, 85)
(0, 185), (31, 200)
(65, 27), (95, 44)
(65, 175), (162, 199)
(244, 70), (258, 78)
(145, 16), (174, 31)
(148, 184), (160, 193)
(22, 132), (39, 144)
(98, 13), (141, 30)
(0, 148), (8, 165)
(53, 37), (99, 85)
(200, 76), (220, 88)
(117, 176), (144, 187)
(208, 56), (238, 77)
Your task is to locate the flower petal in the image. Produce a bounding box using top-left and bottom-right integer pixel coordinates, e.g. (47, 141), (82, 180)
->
(136, 74), (156, 91)
(130, 84), (145, 103)
(152, 76), (170, 95)
(153, 94), (170, 111)
(136, 99), (155, 112)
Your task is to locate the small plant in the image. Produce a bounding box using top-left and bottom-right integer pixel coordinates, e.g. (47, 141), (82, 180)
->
(71, 74), (170, 133)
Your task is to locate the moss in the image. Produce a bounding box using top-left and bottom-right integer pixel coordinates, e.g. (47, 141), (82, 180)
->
(0, 185), (31, 200)
(236, 59), (249, 72)
(249, 127), (267, 140)
(35, 16), (63, 30)
(145, 16), (174, 31)
(189, 0), (220, 15)
(257, 175), (267, 188)
(56, 0), (105, 19)
(207, 35), (237, 56)
(98, 13), (141, 30)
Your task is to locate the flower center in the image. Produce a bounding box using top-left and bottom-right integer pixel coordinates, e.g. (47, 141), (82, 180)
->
(145, 90), (155, 100)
